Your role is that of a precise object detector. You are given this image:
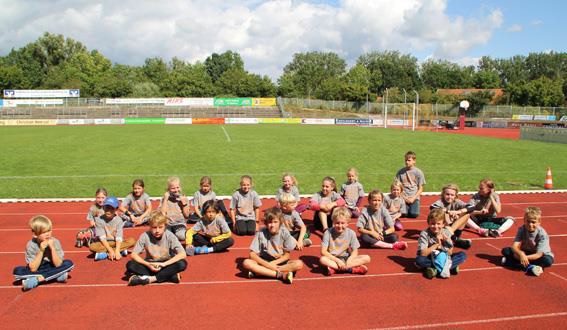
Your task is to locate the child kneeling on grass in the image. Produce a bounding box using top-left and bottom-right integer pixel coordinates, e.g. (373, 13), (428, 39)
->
(320, 207), (371, 276)
(185, 199), (234, 256)
(501, 207), (554, 277)
(13, 215), (74, 291)
(242, 207), (304, 284)
(416, 208), (467, 279)
(126, 211), (187, 286)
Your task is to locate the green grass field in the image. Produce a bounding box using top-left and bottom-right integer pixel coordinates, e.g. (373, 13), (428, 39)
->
(0, 124), (565, 198)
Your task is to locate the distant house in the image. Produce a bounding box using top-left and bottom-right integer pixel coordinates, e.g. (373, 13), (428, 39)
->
(436, 88), (504, 104)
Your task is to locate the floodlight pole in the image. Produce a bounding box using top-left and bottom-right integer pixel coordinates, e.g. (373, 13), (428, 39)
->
(384, 88), (389, 128)
(412, 90), (419, 131)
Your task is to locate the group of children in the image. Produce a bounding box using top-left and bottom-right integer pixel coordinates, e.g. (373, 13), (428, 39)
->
(13, 151), (555, 290)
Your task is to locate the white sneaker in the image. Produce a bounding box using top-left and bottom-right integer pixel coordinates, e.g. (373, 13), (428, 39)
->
(501, 257), (506, 265)
(530, 265), (544, 276)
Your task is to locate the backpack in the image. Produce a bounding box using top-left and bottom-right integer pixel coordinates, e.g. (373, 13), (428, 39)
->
(75, 227), (95, 247)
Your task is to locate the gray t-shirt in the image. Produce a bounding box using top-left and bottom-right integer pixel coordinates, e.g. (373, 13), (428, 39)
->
(395, 167), (426, 199)
(24, 237), (64, 264)
(514, 226), (553, 258)
(341, 181), (365, 208)
(159, 197), (187, 226)
(322, 227), (360, 258)
(133, 230), (184, 262)
(383, 194), (407, 216)
(417, 227), (453, 256)
(123, 192), (151, 216)
(282, 210), (305, 232)
(467, 192), (501, 221)
(86, 204), (104, 223)
(310, 191), (342, 207)
(430, 198), (468, 225)
(192, 190), (217, 209)
(94, 214), (124, 242)
(192, 215), (231, 237)
(276, 186), (300, 203)
(250, 226), (297, 260)
(230, 189), (262, 221)
(357, 206), (394, 232)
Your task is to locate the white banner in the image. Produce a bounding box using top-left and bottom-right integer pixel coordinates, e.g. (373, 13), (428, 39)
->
(105, 98), (165, 105)
(387, 119), (408, 126)
(94, 119), (124, 125)
(3, 89), (79, 98)
(225, 118), (259, 124)
(165, 118), (193, 124)
(164, 98), (214, 106)
(3, 99), (64, 106)
(301, 118), (335, 125)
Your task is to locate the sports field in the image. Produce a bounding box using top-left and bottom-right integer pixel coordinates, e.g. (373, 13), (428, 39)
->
(0, 125), (565, 199)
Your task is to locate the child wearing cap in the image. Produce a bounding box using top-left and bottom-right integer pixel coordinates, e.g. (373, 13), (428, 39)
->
(89, 196), (136, 261)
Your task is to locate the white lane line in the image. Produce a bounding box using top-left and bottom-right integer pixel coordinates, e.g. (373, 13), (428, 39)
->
(485, 243), (501, 251)
(373, 312), (567, 330)
(221, 126), (231, 142)
(549, 272), (567, 282)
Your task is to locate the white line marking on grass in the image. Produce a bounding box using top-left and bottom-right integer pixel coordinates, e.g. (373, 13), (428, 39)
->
(372, 312), (567, 330)
(221, 126), (231, 142)
(549, 272), (567, 282)
(1, 263), (566, 290)
(485, 243), (501, 251)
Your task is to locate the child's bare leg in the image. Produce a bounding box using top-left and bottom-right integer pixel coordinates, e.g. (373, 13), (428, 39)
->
(277, 260), (304, 273)
(451, 215), (469, 233)
(319, 212), (328, 230)
(346, 255), (371, 268)
(319, 256), (339, 270)
(466, 218), (486, 235)
(242, 259), (278, 278)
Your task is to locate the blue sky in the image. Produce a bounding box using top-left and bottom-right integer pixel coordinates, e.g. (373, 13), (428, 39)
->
(0, 0), (565, 78)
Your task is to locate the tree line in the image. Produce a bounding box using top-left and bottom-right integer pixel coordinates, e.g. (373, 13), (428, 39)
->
(0, 33), (565, 108)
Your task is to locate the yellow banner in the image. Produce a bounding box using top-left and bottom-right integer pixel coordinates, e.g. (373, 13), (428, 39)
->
(253, 98), (277, 106)
(0, 119), (57, 126)
(258, 118), (302, 124)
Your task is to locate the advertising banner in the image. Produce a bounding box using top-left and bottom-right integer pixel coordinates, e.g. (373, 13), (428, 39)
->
(225, 118), (259, 124)
(0, 119), (57, 126)
(335, 118), (372, 125)
(258, 118), (302, 124)
(165, 118), (193, 124)
(105, 98), (165, 105)
(253, 98), (277, 106)
(165, 98), (214, 106)
(2, 99), (63, 106)
(94, 119), (124, 125)
(192, 118), (225, 124)
(124, 118), (165, 124)
(3, 89), (79, 98)
(534, 115), (556, 121)
(301, 118), (335, 125)
(214, 98), (253, 107)
(512, 115), (534, 120)
(387, 119), (408, 126)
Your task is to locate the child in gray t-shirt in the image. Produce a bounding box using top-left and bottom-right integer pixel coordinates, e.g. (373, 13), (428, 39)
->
(185, 200), (234, 255)
(501, 207), (554, 276)
(340, 168), (365, 218)
(242, 207), (303, 284)
(120, 179), (152, 227)
(466, 179), (514, 238)
(189, 176), (231, 225)
(159, 176), (191, 242)
(395, 151), (425, 218)
(230, 175), (262, 236)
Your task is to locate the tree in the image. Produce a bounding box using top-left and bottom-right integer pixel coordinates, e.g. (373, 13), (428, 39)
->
(474, 70), (501, 88)
(204, 51), (244, 83)
(357, 51), (420, 92)
(340, 64), (370, 102)
(165, 61), (215, 97)
(130, 82), (161, 97)
(142, 57), (169, 89)
(420, 59), (474, 89)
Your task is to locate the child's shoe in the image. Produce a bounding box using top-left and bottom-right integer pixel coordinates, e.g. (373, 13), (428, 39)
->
(185, 246), (195, 256)
(281, 271), (294, 284)
(120, 250), (129, 257)
(247, 271), (255, 279)
(424, 267), (437, 279)
(303, 238), (312, 247)
(392, 241), (408, 250)
(94, 252), (108, 261)
(450, 266), (460, 275)
(128, 275), (150, 286)
(454, 238), (472, 249)
(56, 272), (68, 283)
(351, 265), (368, 275)
(22, 276), (39, 291)
(501, 257), (507, 265)
(394, 219), (403, 231)
(478, 228), (489, 237)
(197, 246), (211, 254)
(526, 265), (544, 276)
(324, 266), (336, 276)
(488, 229), (501, 238)
(170, 273), (181, 284)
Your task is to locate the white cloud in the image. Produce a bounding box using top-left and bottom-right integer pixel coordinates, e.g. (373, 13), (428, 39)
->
(0, 0), (503, 79)
(531, 19), (543, 26)
(507, 24), (523, 32)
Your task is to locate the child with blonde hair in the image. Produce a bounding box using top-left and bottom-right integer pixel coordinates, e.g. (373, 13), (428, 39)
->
(120, 179), (152, 227)
(383, 180), (406, 231)
(501, 207), (554, 276)
(275, 173), (301, 203)
(278, 193), (312, 250)
(310, 176), (345, 231)
(242, 207), (304, 284)
(159, 176), (191, 241)
(230, 175), (262, 236)
(466, 179), (514, 237)
(320, 207), (371, 276)
(13, 216), (74, 291)
(340, 168), (365, 218)
(357, 190), (408, 250)
(126, 211), (187, 285)
(430, 184), (472, 249)
(75, 187), (107, 247)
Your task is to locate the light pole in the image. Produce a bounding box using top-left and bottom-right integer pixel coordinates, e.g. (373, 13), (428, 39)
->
(384, 88), (389, 128)
(412, 90), (419, 131)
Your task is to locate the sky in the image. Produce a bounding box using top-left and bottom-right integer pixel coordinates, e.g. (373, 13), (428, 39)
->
(0, 0), (565, 80)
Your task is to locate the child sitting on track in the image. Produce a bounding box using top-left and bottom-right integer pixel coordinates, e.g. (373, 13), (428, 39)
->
(189, 176), (231, 226)
(276, 173), (301, 206)
(89, 197), (136, 261)
(75, 187), (107, 247)
(230, 175), (262, 236)
(416, 208), (467, 279)
(320, 207), (371, 276)
(120, 179), (152, 227)
(383, 180), (406, 231)
(310, 176), (345, 232)
(466, 179), (514, 237)
(395, 151), (426, 219)
(13, 215), (74, 291)
(501, 207), (554, 276)
(185, 199), (234, 255)
(159, 176), (191, 242)
(126, 211), (187, 286)
(357, 189), (408, 250)
(278, 193), (312, 250)
(340, 167), (365, 218)
(429, 184), (472, 249)
(242, 207), (304, 284)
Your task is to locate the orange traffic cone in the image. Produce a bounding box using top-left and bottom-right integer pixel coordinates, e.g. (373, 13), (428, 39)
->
(544, 167), (553, 190)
